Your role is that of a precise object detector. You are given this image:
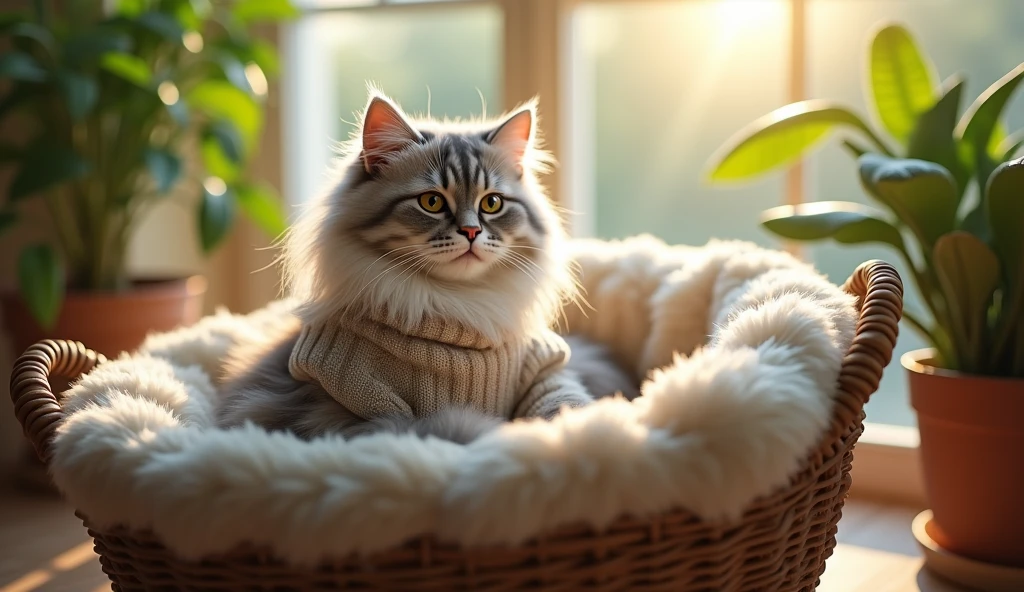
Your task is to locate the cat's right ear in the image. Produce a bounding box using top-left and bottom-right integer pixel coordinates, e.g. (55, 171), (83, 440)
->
(361, 96), (423, 174)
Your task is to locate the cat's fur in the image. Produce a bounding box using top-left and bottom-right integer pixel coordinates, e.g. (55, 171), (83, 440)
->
(217, 90), (635, 443)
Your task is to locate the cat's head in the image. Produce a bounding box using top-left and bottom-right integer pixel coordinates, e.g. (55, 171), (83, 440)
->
(284, 91), (575, 341)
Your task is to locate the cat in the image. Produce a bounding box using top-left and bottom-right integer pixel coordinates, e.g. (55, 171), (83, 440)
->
(217, 90), (635, 444)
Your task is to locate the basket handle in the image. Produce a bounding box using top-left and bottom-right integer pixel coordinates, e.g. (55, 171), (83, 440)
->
(833, 260), (903, 430)
(10, 340), (106, 463)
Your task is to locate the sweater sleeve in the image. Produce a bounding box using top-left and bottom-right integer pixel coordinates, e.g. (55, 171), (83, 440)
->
(513, 329), (593, 419)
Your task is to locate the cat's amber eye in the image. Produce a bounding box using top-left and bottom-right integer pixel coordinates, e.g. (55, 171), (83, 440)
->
(480, 194), (503, 214)
(418, 193), (445, 213)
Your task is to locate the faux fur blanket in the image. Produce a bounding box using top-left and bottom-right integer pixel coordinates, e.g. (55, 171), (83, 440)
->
(49, 237), (857, 565)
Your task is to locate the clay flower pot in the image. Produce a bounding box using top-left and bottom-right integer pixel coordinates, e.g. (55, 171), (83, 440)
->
(2, 276), (207, 359)
(905, 349), (1024, 568)
(2, 276), (207, 492)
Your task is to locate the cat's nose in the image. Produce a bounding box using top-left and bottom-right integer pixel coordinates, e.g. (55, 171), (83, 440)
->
(457, 226), (481, 241)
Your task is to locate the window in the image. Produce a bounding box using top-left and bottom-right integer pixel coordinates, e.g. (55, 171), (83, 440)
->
(283, 0), (1024, 498)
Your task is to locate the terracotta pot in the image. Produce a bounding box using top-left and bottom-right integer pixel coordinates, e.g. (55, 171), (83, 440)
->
(2, 276), (207, 358)
(905, 348), (1024, 568)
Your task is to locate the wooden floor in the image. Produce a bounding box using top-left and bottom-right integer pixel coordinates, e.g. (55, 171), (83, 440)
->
(0, 484), (973, 592)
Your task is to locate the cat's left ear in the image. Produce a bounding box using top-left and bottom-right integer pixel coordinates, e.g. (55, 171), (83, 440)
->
(486, 107), (534, 176)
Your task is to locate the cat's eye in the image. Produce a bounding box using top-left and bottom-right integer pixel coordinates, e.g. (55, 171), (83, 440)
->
(418, 193), (445, 213)
(480, 194), (503, 214)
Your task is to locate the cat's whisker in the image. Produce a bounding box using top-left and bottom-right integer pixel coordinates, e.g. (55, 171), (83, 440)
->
(355, 248), (429, 300)
(357, 244), (429, 283)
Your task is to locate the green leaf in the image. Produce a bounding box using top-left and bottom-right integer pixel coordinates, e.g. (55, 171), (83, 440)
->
(55, 70), (99, 121)
(249, 39), (280, 75)
(206, 120), (243, 163)
(761, 201), (905, 249)
(858, 154), (958, 248)
(201, 134), (241, 182)
(708, 101), (885, 182)
(116, 0), (147, 17)
(236, 183), (287, 238)
(136, 11), (185, 42)
(188, 80), (261, 148)
(956, 63), (1024, 169)
(198, 183), (236, 252)
(987, 157), (1024, 287)
(17, 244), (65, 330)
(933, 232), (1001, 371)
(9, 143), (90, 200)
(0, 52), (46, 82)
(869, 24), (938, 144)
(214, 52), (252, 93)
(998, 130), (1024, 160)
(10, 22), (57, 56)
(907, 77), (968, 197)
(63, 31), (133, 66)
(144, 147), (182, 193)
(100, 53), (152, 88)
(232, 0), (299, 24)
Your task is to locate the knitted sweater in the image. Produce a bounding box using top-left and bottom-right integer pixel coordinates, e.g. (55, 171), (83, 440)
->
(288, 312), (592, 421)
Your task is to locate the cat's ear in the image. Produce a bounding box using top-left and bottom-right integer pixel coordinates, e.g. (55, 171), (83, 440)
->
(486, 107), (534, 175)
(361, 96), (423, 174)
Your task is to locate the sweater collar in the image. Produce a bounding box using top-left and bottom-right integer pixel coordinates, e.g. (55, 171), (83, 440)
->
(355, 307), (500, 350)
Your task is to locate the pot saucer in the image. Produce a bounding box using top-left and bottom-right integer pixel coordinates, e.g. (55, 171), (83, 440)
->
(913, 510), (1024, 591)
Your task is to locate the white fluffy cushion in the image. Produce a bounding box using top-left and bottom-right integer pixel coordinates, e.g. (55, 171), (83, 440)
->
(49, 237), (857, 566)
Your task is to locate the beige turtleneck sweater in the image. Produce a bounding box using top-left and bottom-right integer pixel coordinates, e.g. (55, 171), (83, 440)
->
(288, 312), (592, 421)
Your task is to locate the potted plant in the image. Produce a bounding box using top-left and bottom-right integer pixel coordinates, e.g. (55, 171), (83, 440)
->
(706, 23), (1024, 568)
(0, 0), (293, 359)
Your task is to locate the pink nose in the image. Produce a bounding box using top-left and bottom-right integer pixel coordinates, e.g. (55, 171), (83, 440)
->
(458, 226), (480, 240)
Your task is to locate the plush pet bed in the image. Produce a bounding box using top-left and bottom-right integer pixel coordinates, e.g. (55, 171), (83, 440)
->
(46, 236), (860, 566)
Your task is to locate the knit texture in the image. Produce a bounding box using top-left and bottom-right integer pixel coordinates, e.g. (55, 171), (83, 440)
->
(288, 311), (591, 421)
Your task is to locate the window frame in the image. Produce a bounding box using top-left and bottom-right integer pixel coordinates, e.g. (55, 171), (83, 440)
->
(279, 0), (924, 504)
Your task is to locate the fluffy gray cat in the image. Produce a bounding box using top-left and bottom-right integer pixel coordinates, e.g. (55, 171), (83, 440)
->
(217, 91), (635, 444)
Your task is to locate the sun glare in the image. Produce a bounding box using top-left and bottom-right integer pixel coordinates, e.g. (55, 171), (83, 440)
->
(713, 0), (785, 32)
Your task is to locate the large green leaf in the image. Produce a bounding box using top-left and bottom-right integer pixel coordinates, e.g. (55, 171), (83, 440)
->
(17, 244), (65, 329)
(236, 183), (287, 238)
(708, 101), (883, 182)
(869, 24), (938, 144)
(907, 77), (968, 197)
(998, 130), (1024, 160)
(9, 143), (90, 200)
(144, 147), (182, 193)
(0, 52), (47, 82)
(10, 22), (57, 57)
(761, 201), (904, 249)
(956, 62), (1024, 170)
(205, 120), (243, 163)
(198, 182), (236, 253)
(858, 154), (958, 248)
(100, 52), (153, 88)
(136, 11), (185, 42)
(249, 39), (280, 76)
(933, 232), (1001, 371)
(55, 70), (99, 121)
(232, 0), (299, 24)
(187, 80), (261, 149)
(987, 157), (1024, 286)
(201, 133), (241, 182)
(63, 31), (133, 66)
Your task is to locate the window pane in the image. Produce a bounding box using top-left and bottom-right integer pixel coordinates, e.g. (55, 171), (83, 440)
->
(570, 1), (790, 244)
(284, 5), (502, 207)
(807, 0), (1024, 426)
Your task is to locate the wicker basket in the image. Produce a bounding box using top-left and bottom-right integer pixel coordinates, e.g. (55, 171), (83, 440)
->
(10, 260), (902, 591)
